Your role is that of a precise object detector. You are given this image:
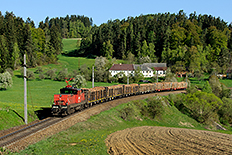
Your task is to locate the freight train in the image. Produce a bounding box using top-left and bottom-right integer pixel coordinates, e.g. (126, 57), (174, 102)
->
(51, 80), (187, 115)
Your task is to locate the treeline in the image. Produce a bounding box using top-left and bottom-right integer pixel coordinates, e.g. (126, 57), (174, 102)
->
(0, 12), (92, 73)
(77, 10), (232, 74)
(38, 15), (93, 38)
(1, 10), (232, 75)
(0, 11), (60, 72)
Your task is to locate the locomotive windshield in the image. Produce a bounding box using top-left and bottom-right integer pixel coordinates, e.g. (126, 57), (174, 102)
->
(60, 88), (77, 94)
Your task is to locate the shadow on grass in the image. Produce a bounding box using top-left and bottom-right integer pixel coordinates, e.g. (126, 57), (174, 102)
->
(12, 109), (25, 122)
(15, 75), (23, 78)
(62, 50), (97, 59)
(34, 107), (53, 120)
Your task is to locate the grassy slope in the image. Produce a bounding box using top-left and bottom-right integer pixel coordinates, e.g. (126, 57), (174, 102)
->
(1, 38), (232, 153)
(0, 38), (122, 130)
(62, 38), (80, 52)
(17, 102), (207, 155)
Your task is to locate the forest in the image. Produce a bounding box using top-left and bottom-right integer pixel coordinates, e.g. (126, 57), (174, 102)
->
(0, 10), (232, 75)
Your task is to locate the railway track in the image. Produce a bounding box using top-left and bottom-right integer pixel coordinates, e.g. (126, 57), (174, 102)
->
(0, 117), (62, 148)
(0, 90), (185, 152)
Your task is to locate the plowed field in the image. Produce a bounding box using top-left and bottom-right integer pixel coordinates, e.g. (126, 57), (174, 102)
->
(106, 126), (232, 155)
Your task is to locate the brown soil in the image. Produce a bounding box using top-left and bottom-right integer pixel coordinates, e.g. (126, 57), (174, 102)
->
(105, 126), (232, 155)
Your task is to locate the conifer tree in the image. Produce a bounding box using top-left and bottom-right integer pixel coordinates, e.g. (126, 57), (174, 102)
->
(0, 35), (9, 72)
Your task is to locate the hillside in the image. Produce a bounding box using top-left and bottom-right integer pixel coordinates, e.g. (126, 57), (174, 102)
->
(0, 38), (121, 131)
(1, 38), (232, 154)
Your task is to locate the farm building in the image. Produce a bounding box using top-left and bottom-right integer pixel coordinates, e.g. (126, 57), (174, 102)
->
(109, 63), (167, 77)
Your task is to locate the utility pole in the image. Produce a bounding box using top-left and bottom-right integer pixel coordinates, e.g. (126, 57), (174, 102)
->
(92, 66), (94, 88)
(24, 54), (27, 124)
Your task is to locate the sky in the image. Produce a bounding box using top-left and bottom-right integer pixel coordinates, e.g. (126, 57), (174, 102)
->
(1, 0), (232, 27)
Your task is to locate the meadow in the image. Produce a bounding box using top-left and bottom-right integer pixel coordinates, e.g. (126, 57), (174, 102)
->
(1, 38), (232, 131)
(0, 38), (117, 130)
(15, 101), (207, 155)
(1, 38), (232, 154)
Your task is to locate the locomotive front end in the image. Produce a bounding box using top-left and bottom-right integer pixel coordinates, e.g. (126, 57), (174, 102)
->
(52, 94), (69, 115)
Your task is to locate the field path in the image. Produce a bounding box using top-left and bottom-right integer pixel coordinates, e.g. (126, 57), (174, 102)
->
(105, 126), (232, 155)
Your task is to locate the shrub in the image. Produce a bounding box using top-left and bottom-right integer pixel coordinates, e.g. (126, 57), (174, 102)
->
(119, 100), (144, 121)
(0, 71), (13, 89)
(56, 69), (68, 81)
(202, 81), (212, 93)
(218, 98), (232, 125)
(164, 74), (178, 82)
(35, 66), (43, 74)
(80, 64), (91, 81)
(5, 68), (14, 77)
(220, 85), (231, 98)
(119, 106), (135, 121)
(94, 69), (108, 82)
(183, 91), (223, 124)
(38, 73), (45, 80)
(45, 69), (56, 80)
(142, 97), (164, 119)
(209, 75), (222, 97)
(27, 70), (35, 80)
(186, 84), (198, 94)
(108, 76), (117, 83)
(72, 75), (87, 88)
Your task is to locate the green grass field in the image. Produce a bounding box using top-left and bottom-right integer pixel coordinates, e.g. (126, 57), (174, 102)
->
(16, 101), (208, 155)
(62, 38), (81, 53)
(1, 38), (232, 153)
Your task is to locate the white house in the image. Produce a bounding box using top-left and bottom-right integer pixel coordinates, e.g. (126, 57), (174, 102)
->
(143, 63), (167, 77)
(133, 64), (154, 77)
(109, 64), (134, 77)
(109, 63), (167, 77)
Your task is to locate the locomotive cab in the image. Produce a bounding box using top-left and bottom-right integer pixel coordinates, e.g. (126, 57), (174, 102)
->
(52, 84), (86, 115)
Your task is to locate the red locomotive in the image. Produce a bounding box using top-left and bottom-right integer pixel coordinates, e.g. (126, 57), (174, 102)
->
(52, 79), (188, 115)
(51, 78), (88, 115)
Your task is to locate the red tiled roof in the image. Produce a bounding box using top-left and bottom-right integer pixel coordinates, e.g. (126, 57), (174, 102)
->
(109, 64), (134, 71)
(153, 67), (167, 71)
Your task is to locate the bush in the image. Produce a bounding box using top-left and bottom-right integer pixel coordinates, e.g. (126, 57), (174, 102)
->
(34, 66), (43, 74)
(119, 106), (135, 121)
(218, 98), (232, 125)
(0, 71), (13, 89)
(202, 81), (212, 93)
(45, 69), (56, 80)
(142, 97), (164, 119)
(164, 73), (178, 82)
(56, 69), (68, 81)
(80, 64), (91, 81)
(209, 75), (222, 97)
(38, 73), (45, 80)
(186, 84), (198, 94)
(220, 84), (231, 98)
(183, 91), (223, 124)
(27, 70), (35, 80)
(73, 75), (87, 88)
(94, 70), (108, 82)
(5, 68), (14, 77)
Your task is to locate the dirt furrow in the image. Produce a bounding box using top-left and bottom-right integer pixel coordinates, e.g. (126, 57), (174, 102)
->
(106, 126), (232, 155)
